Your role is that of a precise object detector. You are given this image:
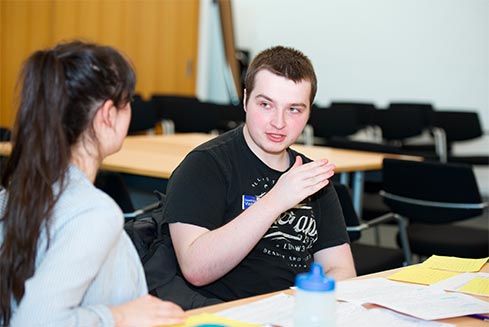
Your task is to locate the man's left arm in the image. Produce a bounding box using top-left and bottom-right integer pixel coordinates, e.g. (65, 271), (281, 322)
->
(314, 243), (357, 281)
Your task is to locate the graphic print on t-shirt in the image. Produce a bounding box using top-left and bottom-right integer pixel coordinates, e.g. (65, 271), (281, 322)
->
(248, 176), (318, 269)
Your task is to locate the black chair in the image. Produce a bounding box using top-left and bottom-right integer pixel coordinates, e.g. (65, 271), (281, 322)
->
(374, 106), (430, 143)
(308, 106), (362, 145)
(334, 183), (410, 275)
(151, 95), (224, 134)
(128, 95), (161, 135)
(373, 105), (448, 161)
(326, 138), (405, 222)
(94, 170), (160, 219)
(381, 158), (489, 260)
(387, 102), (434, 117)
(0, 127), (11, 141)
(151, 94), (245, 135)
(431, 110), (489, 165)
(95, 170), (135, 213)
(329, 102), (379, 140)
(213, 103), (245, 133)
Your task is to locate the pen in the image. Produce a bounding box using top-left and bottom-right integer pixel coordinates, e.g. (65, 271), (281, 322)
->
(469, 314), (489, 321)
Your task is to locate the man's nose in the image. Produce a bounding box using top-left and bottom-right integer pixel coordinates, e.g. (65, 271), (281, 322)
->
(271, 109), (286, 129)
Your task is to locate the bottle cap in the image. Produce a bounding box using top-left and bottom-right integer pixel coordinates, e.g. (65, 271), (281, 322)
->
(295, 262), (335, 291)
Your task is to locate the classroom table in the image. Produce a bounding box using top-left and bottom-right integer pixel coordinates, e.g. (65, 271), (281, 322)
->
(187, 263), (489, 327)
(0, 133), (420, 217)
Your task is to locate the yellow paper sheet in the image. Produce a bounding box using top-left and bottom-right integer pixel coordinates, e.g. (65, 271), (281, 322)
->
(168, 312), (261, 327)
(387, 266), (459, 285)
(459, 277), (489, 297)
(421, 255), (489, 272)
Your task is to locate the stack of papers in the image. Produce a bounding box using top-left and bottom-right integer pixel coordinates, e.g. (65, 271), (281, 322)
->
(174, 255), (489, 326)
(431, 272), (489, 297)
(386, 255), (489, 297)
(387, 266), (459, 285)
(217, 293), (455, 327)
(337, 277), (489, 320)
(421, 255), (488, 272)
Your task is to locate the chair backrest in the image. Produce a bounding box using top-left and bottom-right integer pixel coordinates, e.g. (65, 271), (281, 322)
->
(388, 102), (434, 125)
(213, 103), (245, 133)
(309, 106), (361, 140)
(373, 107), (430, 141)
(329, 101), (378, 128)
(151, 95), (230, 133)
(333, 183), (361, 242)
(325, 137), (404, 155)
(128, 95), (160, 134)
(94, 170), (135, 213)
(0, 127), (11, 141)
(432, 111), (484, 143)
(381, 158), (484, 223)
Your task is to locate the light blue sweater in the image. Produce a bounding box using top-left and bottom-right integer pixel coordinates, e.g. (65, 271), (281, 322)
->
(0, 165), (147, 326)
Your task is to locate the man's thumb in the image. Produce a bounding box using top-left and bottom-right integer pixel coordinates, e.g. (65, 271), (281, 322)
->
(293, 155), (303, 168)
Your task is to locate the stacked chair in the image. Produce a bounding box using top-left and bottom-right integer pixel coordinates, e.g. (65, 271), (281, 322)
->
(150, 94), (244, 134)
(307, 104), (364, 146)
(329, 102), (380, 141)
(128, 95), (161, 135)
(431, 110), (488, 165)
(372, 103), (443, 160)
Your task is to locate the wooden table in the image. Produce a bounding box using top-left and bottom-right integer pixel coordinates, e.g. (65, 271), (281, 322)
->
(0, 133), (419, 216)
(187, 264), (489, 327)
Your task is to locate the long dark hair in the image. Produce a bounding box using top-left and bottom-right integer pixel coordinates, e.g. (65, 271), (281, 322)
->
(0, 40), (135, 325)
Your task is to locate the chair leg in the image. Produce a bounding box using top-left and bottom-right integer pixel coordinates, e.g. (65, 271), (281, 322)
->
(393, 213), (412, 265)
(374, 226), (381, 246)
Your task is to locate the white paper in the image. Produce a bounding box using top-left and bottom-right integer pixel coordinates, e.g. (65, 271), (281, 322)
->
(430, 272), (489, 296)
(218, 293), (294, 327)
(338, 303), (454, 327)
(367, 307), (454, 327)
(368, 287), (489, 320)
(336, 278), (428, 304)
(336, 277), (489, 320)
(217, 292), (455, 327)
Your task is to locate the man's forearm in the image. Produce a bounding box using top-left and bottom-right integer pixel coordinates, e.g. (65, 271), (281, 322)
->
(171, 194), (285, 286)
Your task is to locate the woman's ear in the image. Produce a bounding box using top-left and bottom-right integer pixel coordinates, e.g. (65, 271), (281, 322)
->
(94, 100), (116, 129)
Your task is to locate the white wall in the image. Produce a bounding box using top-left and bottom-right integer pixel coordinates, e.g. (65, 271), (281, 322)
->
(231, 0), (489, 132)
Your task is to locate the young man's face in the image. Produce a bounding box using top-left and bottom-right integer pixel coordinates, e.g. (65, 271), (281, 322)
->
(243, 69), (311, 160)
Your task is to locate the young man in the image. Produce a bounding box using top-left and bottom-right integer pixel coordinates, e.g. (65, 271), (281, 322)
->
(164, 46), (356, 302)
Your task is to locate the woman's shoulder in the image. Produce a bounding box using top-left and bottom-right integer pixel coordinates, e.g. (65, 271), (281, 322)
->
(53, 167), (123, 232)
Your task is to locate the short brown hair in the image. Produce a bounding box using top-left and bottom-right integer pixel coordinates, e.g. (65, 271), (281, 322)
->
(244, 46), (317, 106)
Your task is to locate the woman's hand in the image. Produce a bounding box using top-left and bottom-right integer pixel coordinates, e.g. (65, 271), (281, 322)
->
(109, 294), (187, 327)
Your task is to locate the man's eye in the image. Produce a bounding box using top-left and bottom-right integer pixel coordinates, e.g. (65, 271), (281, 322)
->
(261, 102), (271, 109)
(290, 107), (301, 113)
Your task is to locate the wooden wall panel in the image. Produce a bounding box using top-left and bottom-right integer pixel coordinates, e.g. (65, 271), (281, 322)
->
(0, 0), (199, 128)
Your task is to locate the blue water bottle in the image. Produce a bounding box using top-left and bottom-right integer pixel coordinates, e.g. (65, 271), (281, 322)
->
(294, 262), (335, 327)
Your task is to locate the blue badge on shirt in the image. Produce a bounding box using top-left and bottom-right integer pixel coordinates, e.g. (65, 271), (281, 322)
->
(242, 195), (257, 210)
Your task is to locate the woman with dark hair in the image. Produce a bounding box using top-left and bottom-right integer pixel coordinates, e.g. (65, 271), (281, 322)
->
(0, 41), (186, 326)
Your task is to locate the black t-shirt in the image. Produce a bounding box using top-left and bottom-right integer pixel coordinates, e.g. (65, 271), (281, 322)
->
(164, 127), (348, 301)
